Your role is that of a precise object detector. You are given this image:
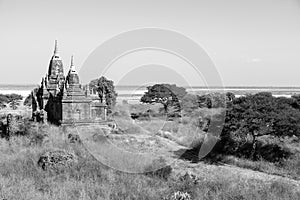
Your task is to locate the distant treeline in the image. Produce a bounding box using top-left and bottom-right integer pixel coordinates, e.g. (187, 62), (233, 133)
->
(0, 93), (23, 110)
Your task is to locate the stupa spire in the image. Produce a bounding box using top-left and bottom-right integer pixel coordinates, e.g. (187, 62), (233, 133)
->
(71, 55), (74, 67)
(54, 40), (59, 56)
(70, 55), (76, 72)
(66, 55), (80, 84)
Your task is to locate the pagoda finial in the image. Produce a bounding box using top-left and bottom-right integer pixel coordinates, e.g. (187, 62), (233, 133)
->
(70, 55), (76, 72)
(71, 55), (74, 67)
(54, 40), (59, 56)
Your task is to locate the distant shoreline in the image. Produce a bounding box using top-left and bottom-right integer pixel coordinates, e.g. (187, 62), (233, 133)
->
(2, 84), (300, 89)
(1, 85), (300, 101)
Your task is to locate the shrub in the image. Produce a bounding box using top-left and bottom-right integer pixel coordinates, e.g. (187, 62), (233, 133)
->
(37, 150), (77, 171)
(167, 191), (191, 200)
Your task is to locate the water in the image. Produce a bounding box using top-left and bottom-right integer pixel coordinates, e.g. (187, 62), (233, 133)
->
(0, 84), (299, 102)
(0, 84), (37, 97)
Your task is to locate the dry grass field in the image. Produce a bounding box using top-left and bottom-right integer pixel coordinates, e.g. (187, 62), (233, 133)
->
(0, 121), (299, 200)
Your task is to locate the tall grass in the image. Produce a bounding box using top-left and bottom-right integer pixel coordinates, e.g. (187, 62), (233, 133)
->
(0, 121), (299, 199)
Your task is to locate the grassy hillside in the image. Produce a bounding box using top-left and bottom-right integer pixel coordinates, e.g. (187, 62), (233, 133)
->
(0, 124), (299, 200)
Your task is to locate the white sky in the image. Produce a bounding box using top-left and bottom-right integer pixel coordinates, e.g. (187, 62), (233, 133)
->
(0, 0), (300, 86)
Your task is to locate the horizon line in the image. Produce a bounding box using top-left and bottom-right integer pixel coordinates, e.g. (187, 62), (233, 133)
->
(2, 83), (300, 89)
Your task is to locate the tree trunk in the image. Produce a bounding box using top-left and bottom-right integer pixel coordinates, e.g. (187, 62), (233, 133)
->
(250, 135), (257, 160)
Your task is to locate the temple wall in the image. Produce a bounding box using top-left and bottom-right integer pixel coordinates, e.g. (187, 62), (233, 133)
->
(91, 106), (106, 120)
(62, 101), (91, 123)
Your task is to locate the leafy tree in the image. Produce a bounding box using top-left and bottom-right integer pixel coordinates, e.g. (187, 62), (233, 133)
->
(291, 94), (300, 109)
(0, 94), (9, 107)
(89, 76), (118, 113)
(6, 93), (23, 102)
(8, 94), (22, 110)
(0, 94), (9, 103)
(222, 93), (274, 159)
(23, 94), (32, 107)
(225, 92), (235, 107)
(0, 94), (9, 110)
(0, 93), (23, 110)
(221, 92), (300, 160)
(140, 84), (187, 113)
(197, 94), (210, 108)
(0, 102), (6, 109)
(272, 97), (300, 138)
(226, 92), (235, 102)
(9, 100), (20, 110)
(88, 79), (98, 94)
(197, 93), (226, 108)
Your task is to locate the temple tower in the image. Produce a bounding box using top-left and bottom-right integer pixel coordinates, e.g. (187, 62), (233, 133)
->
(32, 41), (107, 126)
(62, 56), (93, 124)
(47, 40), (65, 94)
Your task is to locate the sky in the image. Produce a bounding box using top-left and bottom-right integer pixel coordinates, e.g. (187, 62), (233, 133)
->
(0, 0), (300, 86)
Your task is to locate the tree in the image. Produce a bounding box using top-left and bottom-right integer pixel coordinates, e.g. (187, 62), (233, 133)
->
(0, 94), (9, 109)
(89, 76), (118, 113)
(272, 97), (300, 138)
(226, 92), (235, 102)
(0, 102), (6, 109)
(225, 92), (235, 107)
(23, 94), (32, 107)
(7, 93), (23, 102)
(291, 94), (300, 109)
(0, 93), (23, 110)
(197, 94), (211, 108)
(221, 93), (275, 159)
(221, 92), (300, 160)
(8, 94), (22, 110)
(9, 100), (20, 110)
(140, 84), (187, 113)
(197, 93), (226, 108)
(0, 94), (9, 103)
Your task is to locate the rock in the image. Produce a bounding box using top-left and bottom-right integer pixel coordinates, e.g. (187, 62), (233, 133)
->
(68, 133), (81, 144)
(37, 150), (77, 171)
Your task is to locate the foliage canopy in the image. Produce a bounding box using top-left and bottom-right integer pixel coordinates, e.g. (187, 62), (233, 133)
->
(89, 76), (118, 113)
(140, 84), (187, 113)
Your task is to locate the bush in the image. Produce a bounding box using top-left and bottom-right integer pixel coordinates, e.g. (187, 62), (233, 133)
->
(167, 191), (191, 200)
(37, 150), (77, 171)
